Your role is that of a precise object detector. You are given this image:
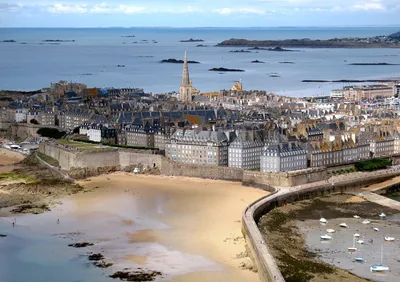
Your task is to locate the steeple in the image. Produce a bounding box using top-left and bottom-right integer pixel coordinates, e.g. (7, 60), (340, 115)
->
(181, 51), (191, 86)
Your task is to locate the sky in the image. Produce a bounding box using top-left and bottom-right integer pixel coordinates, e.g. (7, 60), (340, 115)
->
(0, 0), (400, 27)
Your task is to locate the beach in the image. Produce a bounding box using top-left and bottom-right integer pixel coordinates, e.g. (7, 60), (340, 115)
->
(0, 148), (24, 173)
(0, 173), (268, 282)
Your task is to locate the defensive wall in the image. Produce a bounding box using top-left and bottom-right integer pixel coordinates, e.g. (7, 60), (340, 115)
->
(39, 142), (328, 187)
(242, 170), (400, 282)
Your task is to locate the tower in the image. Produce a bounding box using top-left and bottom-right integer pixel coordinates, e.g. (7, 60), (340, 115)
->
(179, 51), (193, 103)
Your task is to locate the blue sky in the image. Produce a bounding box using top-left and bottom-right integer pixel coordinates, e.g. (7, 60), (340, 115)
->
(1, 0), (400, 27)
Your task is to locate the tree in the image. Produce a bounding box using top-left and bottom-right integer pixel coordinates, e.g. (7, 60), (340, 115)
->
(30, 119), (39, 125)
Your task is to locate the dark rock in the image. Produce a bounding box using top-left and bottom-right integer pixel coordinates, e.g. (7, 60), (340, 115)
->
(2, 40), (16, 43)
(230, 49), (251, 53)
(348, 63), (399, 66)
(121, 35), (135, 38)
(196, 44), (208, 47)
(110, 269), (162, 281)
(209, 67), (245, 72)
(11, 204), (50, 214)
(179, 38), (204, 42)
(0, 234), (7, 238)
(279, 61), (295, 64)
(389, 31), (400, 40)
(251, 60), (265, 63)
(43, 40), (75, 42)
(68, 242), (94, 248)
(160, 58), (200, 64)
(95, 261), (113, 268)
(117, 65), (125, 67)
(88, 253), (104, 261)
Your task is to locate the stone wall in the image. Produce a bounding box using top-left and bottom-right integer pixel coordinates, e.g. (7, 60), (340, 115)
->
(242, 171), (400, 282)
(39, 142), (77, 170)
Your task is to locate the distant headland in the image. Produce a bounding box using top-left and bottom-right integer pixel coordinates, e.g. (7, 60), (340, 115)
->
(216, 32), (400, 48)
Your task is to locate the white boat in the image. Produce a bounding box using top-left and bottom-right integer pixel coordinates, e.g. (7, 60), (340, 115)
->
(370, 245), (390, 272)
(373, 227), (379, 232)
(384, 236), (395, 242)
(362, 220), (371, 224)
(353, 215), (360, 219)
(357, 240), (364, 244)
(348, 236), (358, 252)
(320, 218), (327, 224)
(320, 234), (333, 240)
(354, 257), (365, 263)
(326, 229), (335, 233)
(354, 233), (360, 237)
(379, 213), (386, 219)
(340, 223), (349, 228)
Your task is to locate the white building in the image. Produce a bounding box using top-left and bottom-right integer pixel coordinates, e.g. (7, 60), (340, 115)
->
(330, 89), (344, 98)
(16, 109), (29, 123)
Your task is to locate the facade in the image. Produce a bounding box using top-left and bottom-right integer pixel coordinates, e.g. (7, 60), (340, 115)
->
(125, 124), (155, 148)
(165, 129), (229, 166)
(344, 85), (394, 100)
(87, 124), (116, 143)
(27, 111), (56, 126)
(372, 138), (394, 158)
(330, 89), (344, 98)
(261, 142), (307, 172)
(228, 130), (264, 169)
(59, 109), (93, 130)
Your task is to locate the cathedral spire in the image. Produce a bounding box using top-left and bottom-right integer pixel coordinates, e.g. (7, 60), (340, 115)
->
(181, 51), (190, 86)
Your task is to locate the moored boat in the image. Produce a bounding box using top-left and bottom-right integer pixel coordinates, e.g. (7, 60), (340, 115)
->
(320, 234), (333, 240)
(340, 223), (348, 228)
(373, 227), (379, 232)
(326, 229), (335, 233)
(320, 218), (327, 224)
(362, 220), (371, 224)
(384, 236), (395, 242)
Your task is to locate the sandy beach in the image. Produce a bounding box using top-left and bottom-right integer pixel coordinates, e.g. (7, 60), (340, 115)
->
(0, 148), (24, 173)
(1, 173), (268, 282)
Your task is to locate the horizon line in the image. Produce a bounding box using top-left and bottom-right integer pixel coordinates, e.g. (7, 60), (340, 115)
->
(1, 25), (400, 29)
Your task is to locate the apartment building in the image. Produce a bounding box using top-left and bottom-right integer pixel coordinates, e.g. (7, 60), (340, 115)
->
(228, 130), (264, 169)
(261, 142), (307, 172)
(165, 129), (229, 166)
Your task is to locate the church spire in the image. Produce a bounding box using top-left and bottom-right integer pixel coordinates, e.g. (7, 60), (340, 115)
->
(181, 51), (190, 86)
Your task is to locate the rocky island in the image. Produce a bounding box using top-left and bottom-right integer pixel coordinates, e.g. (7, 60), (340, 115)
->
(1, 40), (16, 43)
(230, 49), (252, 53)
(249, 46), (297, 52)
(160, 58), (200, 64)
(180, 38), (204, 42)
(196, 44), (208, 47)
(348, 63), (399, 66)
(43, 40), (75, 42)
(216, 33), (400, 48)
(251, 60), (265, 63)
(209, 67), (245, 72)
(121, 35), (135, 38)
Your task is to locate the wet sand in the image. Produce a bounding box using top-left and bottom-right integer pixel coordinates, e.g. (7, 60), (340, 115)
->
(4, 173), (268, 281)
(0, 148), (24, 166)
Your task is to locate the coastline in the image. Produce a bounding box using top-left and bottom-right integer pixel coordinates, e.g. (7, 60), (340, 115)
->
(1, 173), (268, 281)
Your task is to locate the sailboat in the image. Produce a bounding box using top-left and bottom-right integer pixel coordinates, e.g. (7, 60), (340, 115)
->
(370, 245), (390, 272)
(320, 234), (333, 240)
(384, 236), (395, 242)
(348, 236), (357, 252)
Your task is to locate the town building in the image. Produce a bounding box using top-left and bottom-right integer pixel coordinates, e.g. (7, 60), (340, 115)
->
(261, 142), (307, 172)
(344, 85), (394, 100)
(59, 109), (94, 130)
(87, 124), (116, 143)
(228, 130), (264, 169)
(125, 123), (156, 148)
(178, 52), (199, 103)
(165, 128), (229, 166)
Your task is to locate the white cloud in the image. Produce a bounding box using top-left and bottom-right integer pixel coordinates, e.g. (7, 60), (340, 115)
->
(213, 8), (267, 15)
(46, 3), (88, 14)
(352, 2), (386, 11)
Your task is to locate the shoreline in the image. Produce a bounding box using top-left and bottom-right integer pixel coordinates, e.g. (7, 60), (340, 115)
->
(1, 172), (268, 282)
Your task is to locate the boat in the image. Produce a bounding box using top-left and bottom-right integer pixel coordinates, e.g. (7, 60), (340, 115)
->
(362, 220), (371, 224)
(370, 245), (390, 272)
(354, 233), (360, 237)
(348, 236), (358, 252)
(326, 229), (335, 233)
(357, 239), (364, 244)
(354, 257), (365, 263)
(340, 223), (349, 228)
(320, 218), (327, 224)
(353, 215), (360, 219)
(320, 234), (333, 240)
(373, 227), (379, 232)
(384, 236), (395, 242)
(379, 213), (386, 219)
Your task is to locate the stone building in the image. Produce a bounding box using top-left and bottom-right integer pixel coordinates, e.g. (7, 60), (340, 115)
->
(125, 123), (156, 148)
(27, 111), (56, 126)
(228, 130), (264, 169)
(261, 142), (307, 172)
(165, 128), (229, 166)
(178, 52), (199, 103)
(59, 109), (93, 130)
(87, 124), (116, 143)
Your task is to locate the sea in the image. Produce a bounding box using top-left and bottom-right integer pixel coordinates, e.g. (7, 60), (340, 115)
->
(1, 27), (400, 96)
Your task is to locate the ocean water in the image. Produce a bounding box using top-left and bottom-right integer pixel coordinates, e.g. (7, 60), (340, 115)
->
(1, 27), (400, 96)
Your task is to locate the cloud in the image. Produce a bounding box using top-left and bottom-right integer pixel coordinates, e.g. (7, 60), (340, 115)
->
(352, 2), (386, 11)
(213, 8), (267, 15)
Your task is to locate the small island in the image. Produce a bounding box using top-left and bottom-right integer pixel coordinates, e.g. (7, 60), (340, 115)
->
(43, 40), (75, 42)
(248, 46), (297, 52)
(180, 38), (204, 43)
(279, 61), (295, 64)
(1, 40), (16, 43)
(121, 35), (135, 38)
(160, 59), (200, 64)
(230, 50), (251, 53)
(348, 63), (399, 66)
(196, 44), (209, 47)
(216, 33), (400, 48)
(251, 60), (265, 63)
(117, 65), (125, 68)
(209, 67), (245, 72)
(269, 73), (281, 77)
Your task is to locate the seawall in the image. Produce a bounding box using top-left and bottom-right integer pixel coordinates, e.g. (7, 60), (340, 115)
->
(39, 143), (328, 187)
(241, 171), (400, 282)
